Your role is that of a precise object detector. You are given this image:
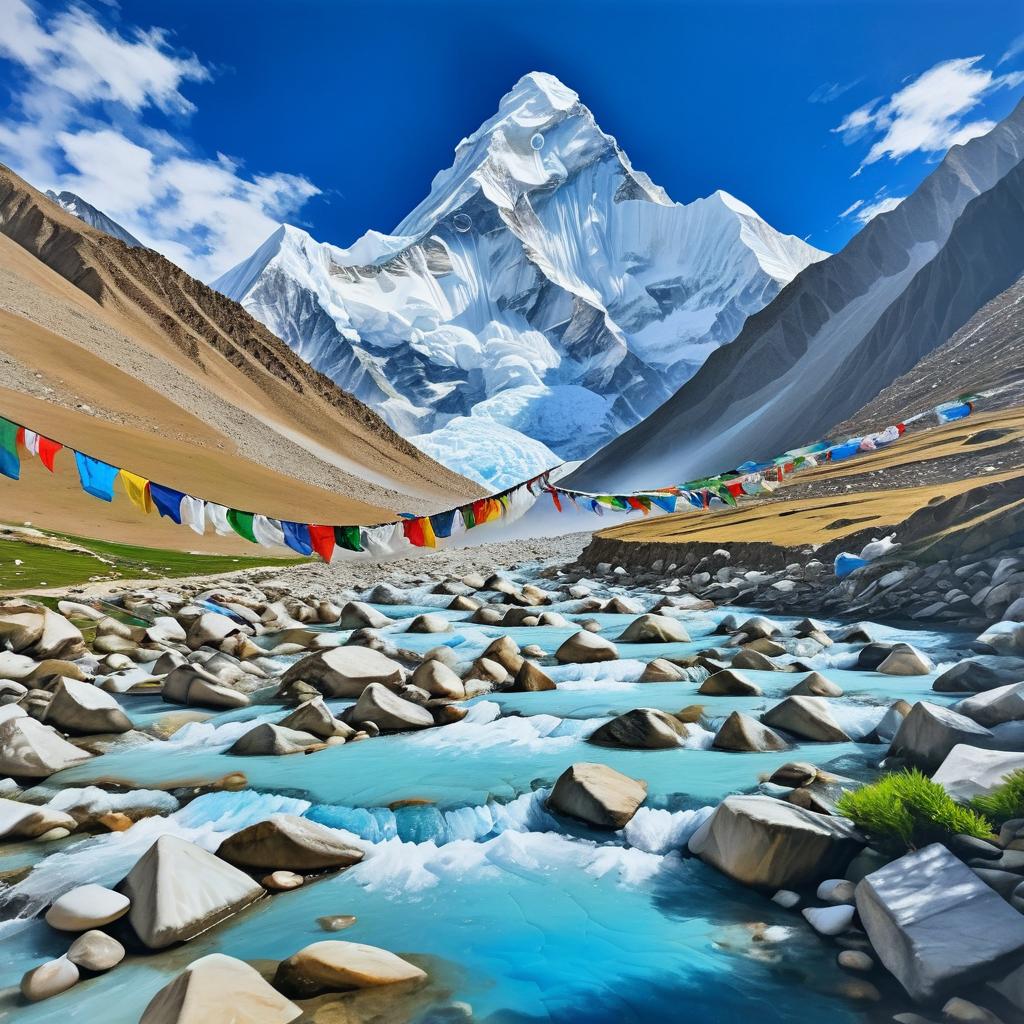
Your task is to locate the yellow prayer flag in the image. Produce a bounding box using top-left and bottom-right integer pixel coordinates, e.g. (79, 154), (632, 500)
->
(119, 470), (153, 514)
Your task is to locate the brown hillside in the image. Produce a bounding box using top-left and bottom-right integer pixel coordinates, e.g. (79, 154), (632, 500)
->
(0, 166), (482, 550)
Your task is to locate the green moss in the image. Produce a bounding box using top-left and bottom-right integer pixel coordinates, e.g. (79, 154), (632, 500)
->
(836, 768), (994, 854)
(971, 769), (1024, 827)
(0, 530), (305, 592)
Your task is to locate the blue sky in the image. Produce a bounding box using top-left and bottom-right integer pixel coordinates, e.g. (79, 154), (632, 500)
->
(1, 0), (1022, 280)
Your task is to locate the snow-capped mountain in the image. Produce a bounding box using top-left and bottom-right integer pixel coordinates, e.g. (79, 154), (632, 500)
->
(214, 72), (826, 487)
(44, 190), (143, 248)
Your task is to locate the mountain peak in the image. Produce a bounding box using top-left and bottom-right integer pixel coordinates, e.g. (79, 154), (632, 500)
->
(44, 188), (143, 248)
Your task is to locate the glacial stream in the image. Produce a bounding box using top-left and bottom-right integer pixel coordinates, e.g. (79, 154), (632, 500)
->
(0, 571), (971, 1022)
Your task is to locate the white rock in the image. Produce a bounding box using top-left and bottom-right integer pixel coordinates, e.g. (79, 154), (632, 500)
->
(817, 878), (856, 903)
(803, 904), (855, 935)
(20, 955), (79, 1002)
(772, 889), (800, 909)
(45, 884), (130, 931)
(0, 716), (93, 778)
(932, 745), (1024, 801)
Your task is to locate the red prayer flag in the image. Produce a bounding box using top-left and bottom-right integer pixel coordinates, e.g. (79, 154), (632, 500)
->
(308, 525), (336, 562)
(402, 517), (426, 547)
(37, 437), (63, 472)
(726, 481), (744, 499)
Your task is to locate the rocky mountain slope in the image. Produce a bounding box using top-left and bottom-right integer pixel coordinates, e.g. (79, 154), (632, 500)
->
(570, 99), (1024, 491)
(214, 72), (825, 486)
(0, 166), (479, 552)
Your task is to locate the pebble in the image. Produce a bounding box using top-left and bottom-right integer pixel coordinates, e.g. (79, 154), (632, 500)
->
(802, 904), (855, 935)
(67, 930), (126, 971)
(771, 889), (800, 909)
(262, 870), (304, 891)
(21, 955), (79, 1001)
(44, 884), (130, 931)
(836, 949), (873, 972)
(816, 878), (855, 903)
(318, 914), (358, 932)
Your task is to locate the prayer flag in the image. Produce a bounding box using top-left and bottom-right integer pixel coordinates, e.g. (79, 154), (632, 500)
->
(74, 452), (119, 501)
(308, 525), (336, 561)
(0, 418), (19, 481)
(119, 470), (153, 514)
(226, 509), (258, 543)
(150, 483), (185, 524)
(334, 525), (363, 552)
(38, 437), (62, 471)
(282, 521), (314, 555)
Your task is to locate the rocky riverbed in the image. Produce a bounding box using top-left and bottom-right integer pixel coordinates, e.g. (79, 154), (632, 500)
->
(1, 543), (1024, 1023)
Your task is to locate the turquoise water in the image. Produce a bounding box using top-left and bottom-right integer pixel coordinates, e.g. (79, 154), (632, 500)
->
(0, 579), (972, 1022)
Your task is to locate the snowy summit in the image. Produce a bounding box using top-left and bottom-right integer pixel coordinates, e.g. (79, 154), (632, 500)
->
(214, 72), (826, 487)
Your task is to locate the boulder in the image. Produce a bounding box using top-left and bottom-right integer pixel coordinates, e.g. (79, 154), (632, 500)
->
(974, 622), (1024, 657)
(365, 583), (409, 605)
(603, 596), (642, 614)
(933, 657), (1024, 693)
(589, 708), (691, 749)
(857, 642), (898, 671)
(0, 716), (93, 777)
(140, 953), (301, 1024)
(274, 940), (426, 998)
(20, 956), (79, 1002)
(868, 699), (912, 744)
(731, 649), (778, 671)
(735, 616), (781, 640)
(546, 762), (646, 829)
(185, 612), (249, 651)
(0, 651), (36, 680)
(887, 702), (993, 771)
(280, 647), (405, 698)
(118, 835), (264, 949)
(278, 696), (355, 739)
(768, 761), (818, 787)
(338, 602), (394, 630)
(0, 796), (76, 839)
(856, 843), (1024, 1003)
(616, 614), (690, 643)
(0, 603), (85, 660)
(555, 631), (618, 664)
(877, 644), (934, 676)
(43, 678), (132, 734)
(803, 904), (855, 935)
(67, 930), (125, 971)
(509, 661), (556, 692)
(761, 696), (850, 742)
(639, 658), (686, 682)
(227, 724), (322, 756)
(482, 636), (523, 673)
(410, 660), (465, 699)
(216, 814), (365, 872)
(788, 672), (843, 698)
(698, 669), (762, 696)
(406, 614), (451, 634)
(954, 682), (1024, 727)
(161, 665), (250, 710)
(712, 711), (788, 752)
(932, 745), (1024, 801)
(466, 657), (508, 685)
(45, 883), (130, 931)
(350, 683), (433, 732)
(687, 795), (862, 889)
(448, 595), (479, 612)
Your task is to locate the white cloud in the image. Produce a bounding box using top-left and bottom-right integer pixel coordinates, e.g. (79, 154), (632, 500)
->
(1001, 33), (1024, 66)
(834, 55), (1024, 175)
(839, 194), (906, 226)
(0, 1), (319, 280)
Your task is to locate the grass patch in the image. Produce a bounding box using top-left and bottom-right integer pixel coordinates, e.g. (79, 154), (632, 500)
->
(836, 768), (994, 853)
(0, 530), (306, 592)
(971, 769), (1024, 827)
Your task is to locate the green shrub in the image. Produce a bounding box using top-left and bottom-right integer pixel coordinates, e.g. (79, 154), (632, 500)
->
(835, 769), (993, 854)
(971, 769), (1024, 827)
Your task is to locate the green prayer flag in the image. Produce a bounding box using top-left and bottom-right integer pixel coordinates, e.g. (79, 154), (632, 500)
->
(0, 418), (20, 481)
(461, 506), (475, 529)
(334, 525), (362, 552)
(226, 509), (257, 544)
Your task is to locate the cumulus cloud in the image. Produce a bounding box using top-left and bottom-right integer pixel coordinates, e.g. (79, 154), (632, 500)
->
(0, 0), (319, 280)
(834, 55), (1024, 176)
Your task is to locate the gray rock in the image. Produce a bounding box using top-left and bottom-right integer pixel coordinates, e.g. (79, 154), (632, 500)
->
(337, 602), (393, 630)
(161, 665), (250, 710)
(731, 648), (778, 671)
(712, 711), (788, 752)
(768, 761), (818, 787)
(0, 716), (93, 777)
(638, 658), (686, 682)
(888, 702), (993, 771)
(933, 657), (1024, 693)
(698, 669), (762, 696)
(227, 724), (321, 756)
(838, 949), (874, 972)
(350, 683), (434, 732)
(278, 696), (355, 739)
(217, 814), (364, 871)
(616, 614), (690, 643)
(406, 614), (451, 634)
(589, 708), (691, 749)
(555, 631), (619, 664)
(688, 795), (862, 889)
(761, 696), (850, 742)
(932, 745), (1024, 801)
(855, 843), (1024, 1003)
(547, 762), (647, 829)
(43, 678), (132, 734)
(788, 672), (843, 697)
(118, 835), (264, 949)
(67, 929), (125, 971)
(954, 682), (1024, 727)
(20, 955), (79, 1002)
(409, 660), (466, 699)
(281, 647), (406, 698)
(877, 644), (935, 676)
(273, 940), (426, 998)
(139, 953), (300, 1024)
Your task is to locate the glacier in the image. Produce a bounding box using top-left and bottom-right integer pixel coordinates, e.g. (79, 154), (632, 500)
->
(214, 71), (826, 486)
